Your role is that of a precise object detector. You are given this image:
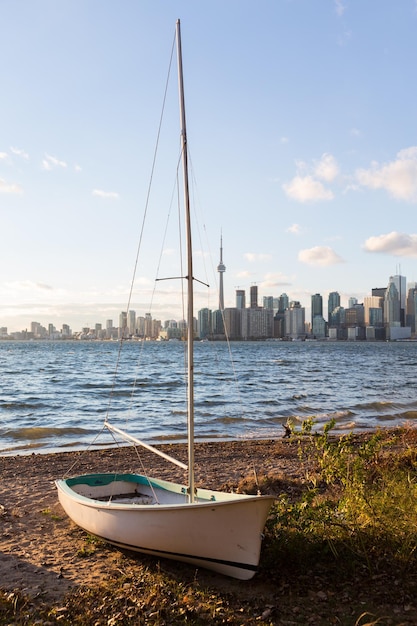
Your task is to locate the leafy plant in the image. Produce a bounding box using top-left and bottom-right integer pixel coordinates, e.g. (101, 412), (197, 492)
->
(267, 420), (417, 577)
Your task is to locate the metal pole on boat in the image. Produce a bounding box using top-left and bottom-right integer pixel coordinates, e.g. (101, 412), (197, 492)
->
(176, 19), (195, 503)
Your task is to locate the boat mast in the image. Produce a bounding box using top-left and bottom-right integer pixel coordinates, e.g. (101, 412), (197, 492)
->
(176, 19), (195, 503)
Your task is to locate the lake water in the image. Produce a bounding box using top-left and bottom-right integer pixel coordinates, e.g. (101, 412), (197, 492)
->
(1, 340), (417, 455)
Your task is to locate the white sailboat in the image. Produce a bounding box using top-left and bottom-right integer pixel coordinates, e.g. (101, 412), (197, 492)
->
(56, 20), (274, 581)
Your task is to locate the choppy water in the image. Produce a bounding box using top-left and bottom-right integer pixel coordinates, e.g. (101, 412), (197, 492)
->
(1, 340), (417, 455)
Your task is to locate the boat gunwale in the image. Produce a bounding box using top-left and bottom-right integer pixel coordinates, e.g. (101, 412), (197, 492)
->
(55, 473), (275, 511)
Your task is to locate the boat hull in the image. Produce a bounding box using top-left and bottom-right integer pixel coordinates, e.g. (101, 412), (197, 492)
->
(56, 473), (274, 580)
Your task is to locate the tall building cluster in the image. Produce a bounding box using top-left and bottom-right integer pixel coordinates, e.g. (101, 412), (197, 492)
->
(1, 240), (417, 342)
(195, 242), (417, 342)
(196, 275), (417, 342)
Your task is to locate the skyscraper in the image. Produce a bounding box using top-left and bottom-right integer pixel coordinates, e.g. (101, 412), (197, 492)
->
(406, 284), (417, 333)
(198, 308), (211, 339)
(236, 289), (246, 309)
(119, 312), (127, 339)
(211, 234), (226, 336)
(285, 301), (305, 340)
(278, 293), (289, 313)
(384, 280), (400, 326)
(390, 274), (406, 325)
(217, 234), (226, 311)
(311, 293), (323, 327)
(328, 292), (340, 321)
(128, 310), (136, 336)
(250, 285), (258, 308)
(263, 296), (274, 310)
(364, 296), (383, 326)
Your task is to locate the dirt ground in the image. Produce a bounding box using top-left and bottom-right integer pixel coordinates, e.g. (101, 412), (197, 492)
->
(0, 439), (299, 602)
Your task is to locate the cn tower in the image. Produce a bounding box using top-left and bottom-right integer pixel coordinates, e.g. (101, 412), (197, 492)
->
(217, 234), (226, 311)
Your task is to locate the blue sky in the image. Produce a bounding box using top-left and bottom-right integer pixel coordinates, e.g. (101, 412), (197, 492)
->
(1, 1), (417, 332)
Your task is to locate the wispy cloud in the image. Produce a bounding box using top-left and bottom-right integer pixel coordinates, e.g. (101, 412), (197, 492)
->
(356, 146), (417, 202)
(334, 0), (347, 16)
(10, 146), (29, 159)
(42, 153), (67, 170)
(0, 178), (23, 194)
(10, 280), (54, 290)
(260, 272), (292, 288)
(363, 231), (417, 258)
(287, 223), (301, 235)
(337, 29), (352, 47)
(0, 152), (9, 160)
(244, 252), (273, 262)
(236, 270), (252, 279)
(92, 189), (119, 199)
(298, 246), (345, 266)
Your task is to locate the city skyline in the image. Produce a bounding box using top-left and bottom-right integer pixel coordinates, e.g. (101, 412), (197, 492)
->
(1, 3), (417, 333)
(1, 268), (414, 338)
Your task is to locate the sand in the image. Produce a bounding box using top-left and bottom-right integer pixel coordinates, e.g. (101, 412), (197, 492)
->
(0, 438), (301, 601)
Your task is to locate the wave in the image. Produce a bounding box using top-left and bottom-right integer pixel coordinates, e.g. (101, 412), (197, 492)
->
(399, 411), (417, 421)
(0, 400), (50, 411)
(354, 401), (395, 411)
(3, 426), (94, 440)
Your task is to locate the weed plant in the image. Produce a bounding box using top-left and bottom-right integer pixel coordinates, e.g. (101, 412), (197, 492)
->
(264, 420), (417, 582)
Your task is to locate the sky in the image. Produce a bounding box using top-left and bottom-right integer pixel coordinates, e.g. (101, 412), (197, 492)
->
(1, 0), (417, 332)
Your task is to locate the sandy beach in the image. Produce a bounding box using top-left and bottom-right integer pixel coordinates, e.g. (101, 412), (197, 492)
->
(0, 438), (301, 602)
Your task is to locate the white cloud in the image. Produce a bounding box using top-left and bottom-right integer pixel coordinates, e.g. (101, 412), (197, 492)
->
(314, 153), (339, 182)
(283, 153), (338, 202)
(0, 152), (9, 160)
(92, 189), (119, 199)
(363, 231), (417, 258)
(334, 0), (347, 16)
(0, 178), (23, 194)
(74, 163), (82, 172)
(244, 253), (273, 262)
(280, 136), (289, 144)
(236, 270), (252, 279)
(356, 146), (417, 202)
(283, 175), (334, 202)
(298, 246), (344, 266)
(42, 153), (67, 170)
(10, 146), (29, 159)
(5, 280), (54, 291)
(287, 223), (301, 235)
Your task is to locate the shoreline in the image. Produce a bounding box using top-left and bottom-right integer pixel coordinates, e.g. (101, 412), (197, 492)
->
(0, 420), (390, 459)
(0, 428), (415, 607)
